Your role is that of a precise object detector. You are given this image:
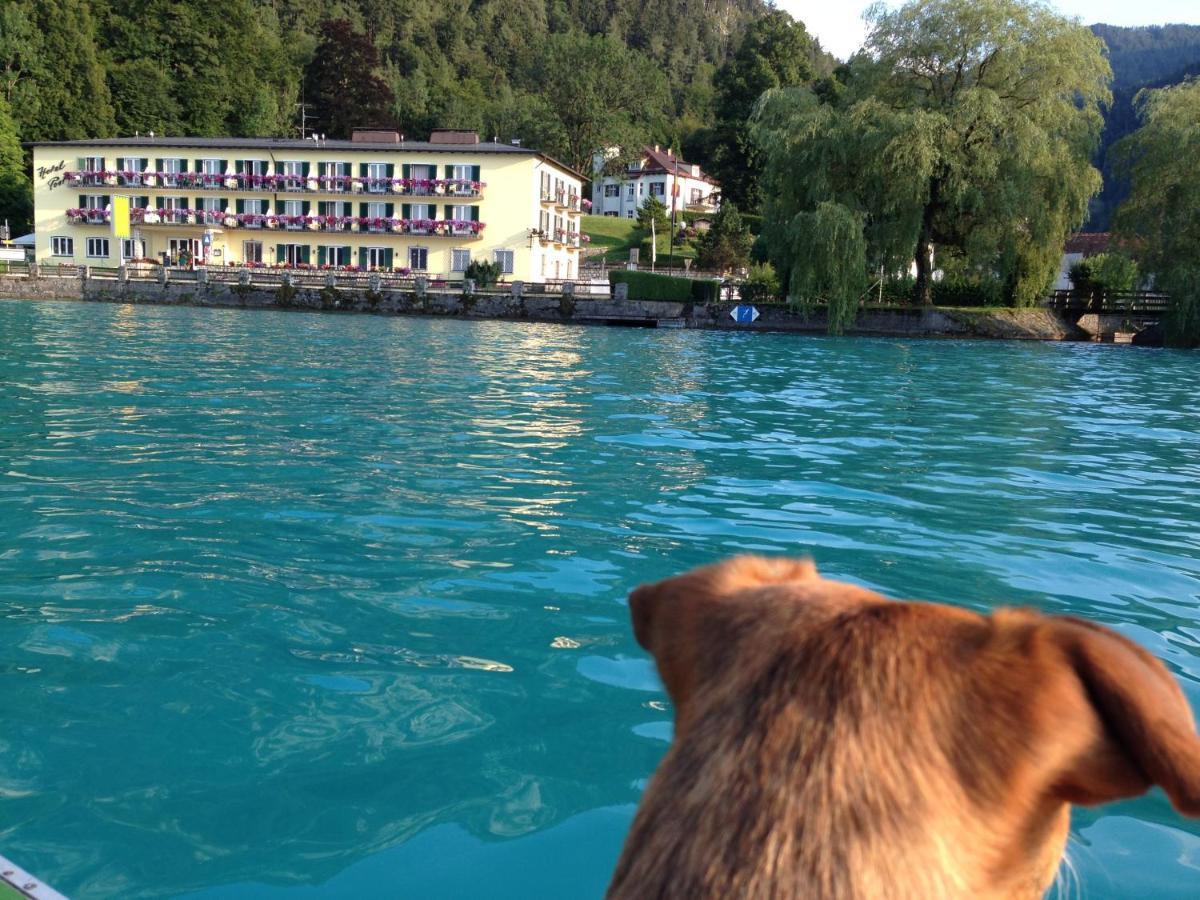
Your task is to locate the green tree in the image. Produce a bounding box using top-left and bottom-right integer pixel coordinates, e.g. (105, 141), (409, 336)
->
(108, 58), (183, 136)
(753, 0), (1111, 327)
(636, 195), (670, 234)
(530, 31), (672, 175)
(690, 10), (826, 210)
(1113, 79), (1200, 347)
(0, 92), (31, 233)
(696, 203), (753, 273)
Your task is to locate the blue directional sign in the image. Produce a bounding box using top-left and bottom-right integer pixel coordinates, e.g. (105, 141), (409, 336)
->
(731, 304), (760, 323)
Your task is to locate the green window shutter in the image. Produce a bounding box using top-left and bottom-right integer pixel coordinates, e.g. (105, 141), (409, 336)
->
(384, 248), (393, 269)
(277, 243), (286, 262)
(155, 196), (164, 210)
(276, 199), (284, 214)
(359, 203), (367, 218)
(444, 164), (452, 179)
(180, 158), (190, 173)
(102, 195), (111, 207)
(236, 159), (245, 174)
(303, 201), (310, 216)
(444, 205), (452, 220)
(471, 205), (479, 221)
(385, 164), (394, 178)
(301, 246), (311, 264)
(194, 159), (203, 172)
(78, 194), (86, 208)
(196, 197), (203, 210)
(359, 163), (368, 178)
(155, 158), (164, 171)
(221, 160), (228, 174)
(236, 199), (245, 214)
(402, 164), (410, 179)
(385, 203), (394, 217)
(116, 157), (125, 171)
(302, 162), (310, 177)
(318, 247), (326, 266)
(472, 165), (480, 182)
(402, 203), (411, 219)
(341, 247), (351, 266)
(358, 247), (368, 268)
(140, 195), (149, 208)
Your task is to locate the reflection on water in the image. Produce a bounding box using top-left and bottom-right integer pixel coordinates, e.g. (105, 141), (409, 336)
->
(0, 300), (1198, 898)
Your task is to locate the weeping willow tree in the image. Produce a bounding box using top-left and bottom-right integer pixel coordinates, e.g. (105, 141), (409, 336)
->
(1112, 80), (1200, 348)
(752, 0), (1110, 329)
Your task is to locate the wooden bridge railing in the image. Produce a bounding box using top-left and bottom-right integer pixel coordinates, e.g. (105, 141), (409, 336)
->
(1045, 290), (1170, 315)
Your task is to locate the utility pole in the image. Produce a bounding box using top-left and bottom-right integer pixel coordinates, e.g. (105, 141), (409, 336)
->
(296, 83), (312, 139)
(668, 156), (678, 268)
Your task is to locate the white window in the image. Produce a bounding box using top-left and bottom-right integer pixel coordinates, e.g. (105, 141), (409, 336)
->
(161, 158), (183, 186)
(121, 239), (146, 260)
(279, 244), (304, 266)
(243, 241), (263, 263)
(125, 158), (147, 173)
(650, 182), (665, 197)
(51, 236), (73, 257)
(626, 210), (635, 218)
(244, 199), (267, 216)
(279, 161), (303, 177)
(200, 159), (223, 175)
(366, 246), (389, 268)
(320, 245), (350, 267)
(626, 183), (635, 198)
(162, 196), (186, 211)
(451, 249), (470, 272)
(540, 171), (551, 199)
(409, 247), (428, 271)
(86, 237), (110, 259)
(367, 162), (388, 192)
(604, 184), (619, 197)
(324, 161), (349, 190)
(83, 156), (105, 172)
(408, 204), (435, 232)
(605, 211), (617, 217)
(366, 201), (388, 219)
(195, 197), (221, 212)
(493, 249), (513, 274)
(243, 159), (268, 176)
(447, 204), (475, 221)
(283, 200), (304, 227)
(83, 194), (106, 210)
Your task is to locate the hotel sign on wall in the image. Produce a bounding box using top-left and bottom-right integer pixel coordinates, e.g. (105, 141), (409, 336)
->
(37, 160), (68, 190)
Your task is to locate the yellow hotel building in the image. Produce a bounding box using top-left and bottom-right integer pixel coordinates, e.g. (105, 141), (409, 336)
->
(29, 129), (588, 281)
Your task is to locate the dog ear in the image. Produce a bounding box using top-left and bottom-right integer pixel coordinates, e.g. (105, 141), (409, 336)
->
(1049, 616), (1200, 815)
(629, 556), (817, 726)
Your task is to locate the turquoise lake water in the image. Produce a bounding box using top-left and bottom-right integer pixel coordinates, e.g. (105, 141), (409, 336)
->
(1, 298), (1198, 898)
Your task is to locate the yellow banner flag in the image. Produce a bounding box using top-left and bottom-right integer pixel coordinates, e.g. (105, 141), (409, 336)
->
(112, 195), (131, 239)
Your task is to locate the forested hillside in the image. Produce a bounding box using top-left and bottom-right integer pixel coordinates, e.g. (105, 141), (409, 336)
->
(1089, 24), (1200, 229)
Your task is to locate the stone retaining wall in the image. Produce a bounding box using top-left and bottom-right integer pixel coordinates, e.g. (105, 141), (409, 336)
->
(0, 275), (1091, 342)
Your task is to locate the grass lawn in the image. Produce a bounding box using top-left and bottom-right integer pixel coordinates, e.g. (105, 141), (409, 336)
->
(581, 215), (698, 267)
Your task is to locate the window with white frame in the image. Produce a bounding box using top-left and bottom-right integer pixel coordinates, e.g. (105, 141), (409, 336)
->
(367, 162), (388, 192)
(121, 239), (146, 260)
(409, 247), (428, 271)
(161, 158), (183, 185)
(83, 156), (104, 172)
(540, 171), (551, 198)
(410, 164), (435, 181)
(83, 194), (106, 209)
(320, 245), (351, 267)
(626, 183), (635, 198)
(243, 241), (263, 263)
(279, 244), (305, 266)
(366, 201), (388, 219)
(604, 211), (617, 217)
(367, 246), (389, 269)
(195, 197), (221, 212)
(626, 210), (635, 218)
(604, 184), (619, 197)
(279, 161), (304, 177)
(243, 159), (268, 176)
(408, 204), (435, 232)
(86, 237), (110, 258)
(493, 249), (513, 274)
(447, 205), (475, 233)
(244, 198), (267, 215)
(451, 249), (470, 272)
(450, 164), (472, 182)
(51, 236), (73, 257)
(162, 196), (186, 210)
(200, 159), (223, 175)
(650, 182), (665, 197)
(324, 161), (349, 190)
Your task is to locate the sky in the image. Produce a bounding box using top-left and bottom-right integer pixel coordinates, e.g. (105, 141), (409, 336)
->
(776, 1), (1200, 60)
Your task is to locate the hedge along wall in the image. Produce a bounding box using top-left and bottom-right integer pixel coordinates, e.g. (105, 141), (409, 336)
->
(609, 270), (721, 303)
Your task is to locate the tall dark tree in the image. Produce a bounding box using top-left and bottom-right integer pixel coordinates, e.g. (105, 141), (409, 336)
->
(688, 10), (827, 210)
(303, 20), (396, 138)
(0, 92), (31, 233)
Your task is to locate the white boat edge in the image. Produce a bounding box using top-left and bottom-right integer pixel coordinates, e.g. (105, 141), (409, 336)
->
(0, 853), (68, 900)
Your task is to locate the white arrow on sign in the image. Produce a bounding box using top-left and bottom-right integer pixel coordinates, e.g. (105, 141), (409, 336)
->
(730, 305), (761, 323)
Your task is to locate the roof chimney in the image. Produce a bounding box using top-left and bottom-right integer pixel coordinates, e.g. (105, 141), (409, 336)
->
(352, 129), (401, 143)
(429, 129), (480, 145)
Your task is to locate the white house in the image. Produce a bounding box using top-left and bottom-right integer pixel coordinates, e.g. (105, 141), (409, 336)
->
(590, 146), (720, 220)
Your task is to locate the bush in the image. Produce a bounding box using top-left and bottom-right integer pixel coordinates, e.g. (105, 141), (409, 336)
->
(609, 269), (717, 302)
(465, 259), (502, 287)
(738, 262), (780, 304)
(931, 274), (1006, 307)
(1069, 252), (1139, 297)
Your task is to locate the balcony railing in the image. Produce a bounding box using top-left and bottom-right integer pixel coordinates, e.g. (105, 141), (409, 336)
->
(65, 207), (488, 237)
(64, 171), (485, 198)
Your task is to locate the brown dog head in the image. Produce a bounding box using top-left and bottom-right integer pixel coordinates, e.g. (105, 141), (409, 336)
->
(611, 556), (1200, 899)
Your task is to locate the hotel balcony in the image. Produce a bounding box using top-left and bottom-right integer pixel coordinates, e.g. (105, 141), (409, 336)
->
(65, 208), (487, 237)
(65, 171), (485, 199)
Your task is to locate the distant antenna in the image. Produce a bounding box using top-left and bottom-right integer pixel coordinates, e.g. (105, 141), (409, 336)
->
(297, 83), (312, 139)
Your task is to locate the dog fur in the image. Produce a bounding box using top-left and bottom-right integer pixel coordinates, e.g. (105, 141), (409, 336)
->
(607, 556), (1200, 899)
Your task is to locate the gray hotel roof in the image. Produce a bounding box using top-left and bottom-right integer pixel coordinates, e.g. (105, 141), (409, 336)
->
(29, 136), (586, 180)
